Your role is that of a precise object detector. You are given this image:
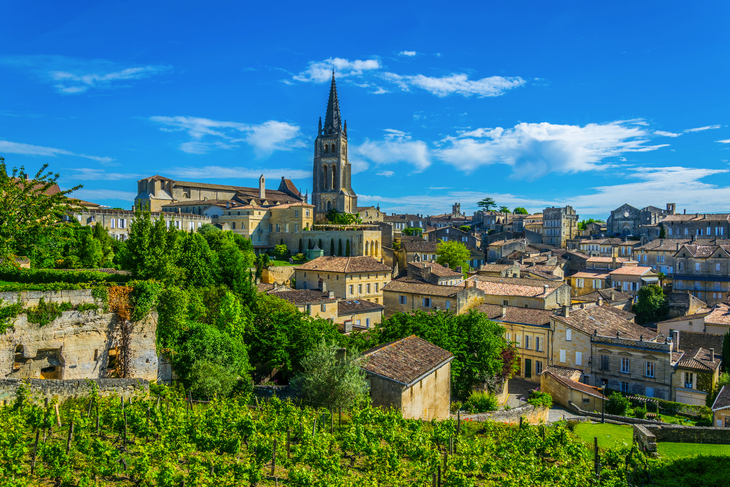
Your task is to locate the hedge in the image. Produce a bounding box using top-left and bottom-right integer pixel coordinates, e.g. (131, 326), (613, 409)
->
(0, 267), (131, 285)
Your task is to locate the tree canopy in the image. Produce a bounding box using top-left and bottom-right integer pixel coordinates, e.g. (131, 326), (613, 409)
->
(326, 209), (362, 225)
(477, 197), (496, 211)
(513, 207), (529, 215)
(633, 284), (667, 325)
(498, 206), (511, 213)
(436, 240), (471, 272)
(402, 227), (423, 236)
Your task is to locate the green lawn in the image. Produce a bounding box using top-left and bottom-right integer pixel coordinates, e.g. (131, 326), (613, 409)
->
(573, 423), (633, 449)
(0, 280), (17, 286)
(657, 442), (730, 458)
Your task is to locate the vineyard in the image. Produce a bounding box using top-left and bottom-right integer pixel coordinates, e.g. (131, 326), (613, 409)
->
(0, 388), (724, 487)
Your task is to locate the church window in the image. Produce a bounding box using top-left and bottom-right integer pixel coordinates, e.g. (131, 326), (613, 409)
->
(324, 144), (328, 153)
(331, 143), (335, 153)
(326, 200), (332, 211)
(323, 165), (328, 189)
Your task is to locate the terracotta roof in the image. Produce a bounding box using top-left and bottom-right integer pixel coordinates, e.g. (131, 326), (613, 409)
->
(521, 269), (562, 280)
(410, 261), (462, 278)
(257, 282), (274, 292)
(279, 178), (302, 196)
(542, 365), (582, 381)
(635, 239), (695, 251)
(402, 241), (439, 253)
(295, 256), (391, 273)
(712, 385), (730, 411)
(657, 312), (712, 324)
(360, 335), (453, 386)
(477, 304), (553, 326)
(11, 178), (61, 196)
(268, 289), (336, 305)
(587, 257), (635, 264)
(553, 305), (647, 339)
(675, 348), (721, 372)
(489, 238), (526, 248)
(338, 299), (385, 314)
(523, 265), (560, 273)
(466, 275), (563, 298)
(569, 270), (612, 279)
(479, 264), (518, 272)
(665, 213), (730, 222)
(609, 266), (656, 276)
(383, 278), (463, 297)
(704, 304), (730, 326)
(677, 244), (730, 259)
(573, 289), (634, 303)
(543, 371), (606, 399)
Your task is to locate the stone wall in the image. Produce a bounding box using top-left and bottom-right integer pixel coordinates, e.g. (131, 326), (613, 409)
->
(0, 289), (97, 307)
(262, 265), (295, 285)
(461, 404), (549, 424)
(0, 378), (149, 403)
(568, 402), (666, 425)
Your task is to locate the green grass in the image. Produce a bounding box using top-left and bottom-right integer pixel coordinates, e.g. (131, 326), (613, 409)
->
(0, 280), (16, 286)
(658, 442), (730, 458)
(573, 422), (633, 449)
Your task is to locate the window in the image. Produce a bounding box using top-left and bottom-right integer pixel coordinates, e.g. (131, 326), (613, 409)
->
(399, 295), (407, 305)
(231, 222), (236, 230)
(717, 263), (721, 272)
(536, 361), (543, 374)
(577, 278), (584, 288)
(685, 372), (694, 389)
(295, 210), (299, 217)
(367, 284), (371, 294)
(445, 300), (451, 310)
(306, 305), (312, 315)
(600, 354), (610, 371)
(535, 336), (542, 351)
(515, 334), (521, 348)
(356, 319), (361, 327)
(576, 352), (582, 366)
(320, 303), (326, 312)
(583, 398), (591, 405)
(593, 279), (602, 289)
(708, 226), (712, 235)
(119, 218), (126, 229)
(295, 224), (299, 233)
(566, 329), (572, 341)
(559, 349), (566, 363)
(645, 361), (655, 378)
(275, 224), (280, 232)
(358, 284), (362, 294)
(366, 318), (370, 328)
(506, 332), (511, 342)
(349, 285), (354, 296)
(503, 300), (509, 306)
(306, 210), (310, 217)
(621, 357), (630, 373)
(110, 218), (116, 229)
(621, 382), (629, 393)
(422, 297), (431, 307)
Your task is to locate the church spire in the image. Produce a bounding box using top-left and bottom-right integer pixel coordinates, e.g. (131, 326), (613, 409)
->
(323, 70), (341, 135)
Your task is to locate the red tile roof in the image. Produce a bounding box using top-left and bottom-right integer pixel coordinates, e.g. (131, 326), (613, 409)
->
(296, 256), (391, 273)
(360, 335), (453, 386)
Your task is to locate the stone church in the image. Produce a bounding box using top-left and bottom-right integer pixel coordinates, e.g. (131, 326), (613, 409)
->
(312, 72), (358, 217)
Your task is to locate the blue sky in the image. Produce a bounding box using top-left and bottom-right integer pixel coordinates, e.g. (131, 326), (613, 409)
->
(1, 1), (729, 219)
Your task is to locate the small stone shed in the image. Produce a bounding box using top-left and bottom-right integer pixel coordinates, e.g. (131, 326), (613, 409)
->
(360, 335), (453, 420)
(712, 385), (730, 428)
(541, 367), (605, 412)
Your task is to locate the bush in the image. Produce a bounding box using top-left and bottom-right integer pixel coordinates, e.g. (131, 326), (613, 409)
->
(450, 401), (462, 414)
(527, 390), (553, 408)
(189, 360), (238, 398)
(0, 267), (130, 285)
(605, 392), (631, 416)
(464, 391), (499, 414)
(274, 244), (288, 257)
(633, 405), (647, 419)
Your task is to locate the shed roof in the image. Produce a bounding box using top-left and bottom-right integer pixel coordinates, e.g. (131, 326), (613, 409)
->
(360, 335), (453, 386)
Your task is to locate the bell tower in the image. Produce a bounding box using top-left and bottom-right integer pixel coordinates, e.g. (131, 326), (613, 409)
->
(312, 72), (357, 218)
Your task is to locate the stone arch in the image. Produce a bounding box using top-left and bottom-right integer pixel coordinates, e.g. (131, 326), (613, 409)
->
(322, 165), (328, 190)
(365, 240), (370, 256)
(324, 143), (329, 153)
(331, 143), (336, 153)
(332, 164), (337, 190)
(326, 200), (332, 211)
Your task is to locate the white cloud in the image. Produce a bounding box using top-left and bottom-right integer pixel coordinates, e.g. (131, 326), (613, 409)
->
(376, 170), (394, 177)
(435, 120), (668, 179)
(654, 130), (681, 137)
(0, 55), (170, 94)
(293, 57), (381, 83)
(684, 124), (721, 133)
(67, 168), (142, 181)
(398, 51), (417, 57)
(353, 130), (431, 172)
(168, 165), (310, 180)
(382, 72), (525, 97)
(0, 140), (113, 164)
(70, 188), (137, 202)
(717, 139), (730, 144)
(150, 116), (303, 157)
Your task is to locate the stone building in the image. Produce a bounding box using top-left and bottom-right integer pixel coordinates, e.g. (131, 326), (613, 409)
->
(634, 238), (698, 277)
(382, 278), (484, 317)
(662, 212), (730, 240)
(541, 368), (605, 411)
(356, 206), (384, 223)
(567, 270), (611, 297)
(1, 290), (157, 381)
(294, 256), (392, 303)
(476, 263), (521, 278)
(337, 299), (385, 331)
(312, 73), (358, 217)
(672, 346), (722, 406)
(487, 238), (527, 262)
(712, 386), (730, 427)
(70, 208), (211, 241)
(477, 305), (554, 382)
(360, 335), (453, 420)
(424, 226), (481, 250)
(673, 243), (730, 305)
(656, 304), (730, 336)
(572, 289), (634, 312)
(578, 238), (640, 258)
(383, 213), (429, 236)
(465, 275), (571, 310)
(542, 206), (578, 248)
(606, 203), (671, 237)
(608, 266), (659, 295)
(407, 261), (463, 286)
(395, 240), (439, 271)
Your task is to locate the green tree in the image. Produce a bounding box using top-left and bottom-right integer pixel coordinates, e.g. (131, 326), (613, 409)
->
(79, 233), (104, 268)
(275, 244), (288, 257)
(459, 225), (471, 232)
(197, 223), (221, 236)
(0, 160), (82, 267)
(215, 291), (251, 340)
(402, 227), (423, 236)
(659, 224), (666, 239)
(291, 340), (367, 410)
(633, 284), (667, 325)
(92, 223), (115, 266)
(498, 206), (511, 213)
(125, 211), (184, 284)
(513, 207), (529, 215)
(436, 240), (471, 272)
(477, 197), (496, 211)
(577, 218), (605, 231)
(326, 209), (363, 225)
(605, 392), (630, 416)
(178, 232), (218, 287)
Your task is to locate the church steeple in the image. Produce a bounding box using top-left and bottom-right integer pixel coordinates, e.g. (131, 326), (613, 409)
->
(323, 71), (341, 135)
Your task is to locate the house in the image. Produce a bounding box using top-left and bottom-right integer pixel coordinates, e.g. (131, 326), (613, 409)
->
(424, 226), (481, 250)
(465, 275), (571, 310)
(572, 289), (634, 312)
(396, 240), (440, 271)
(467, 248), (486, 269)
(665, 292), (708, 319)
(673, 243), (730, 305)
(267, 288), (339, 321)
(295, 256), (392, 303)
(579, 238), (640, 258)
(360, 335), (453, 420)
(586, 256), (637, 270)
(567, 270), (611, 297)
(520, 264), (564, 279)
(477, 263), (521, 278)
(382, 278), (484, 316)
(70, 208), (211, 241)
(541, 368), (606, 412)
(657, 304), (730, 335)
(634, 238), (698, 277)
(477, 304), (553, 382)
(672, 346), (722, 406)
(712, 386), (730, 427)
(487, 238), (527, 262)
(356, 206), (384, 223)
(608, 266), (659, 294)
(337, 299), (385, 331)
(662, 212), (730, 240)
(407, 261), (464, 286)
(542, 206), (579, 248)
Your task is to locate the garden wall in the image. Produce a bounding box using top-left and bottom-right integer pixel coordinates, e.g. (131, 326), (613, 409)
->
(262, 266), (295, 285)
(0, 378), (149, 403)
(0, 289), (97, 307)
(633, 423), (730, 453)
(461, 404), (549, 425)
(568, 402), (665, 425)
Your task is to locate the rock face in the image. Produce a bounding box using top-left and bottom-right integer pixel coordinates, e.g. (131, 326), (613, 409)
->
(1, 309), (157, 382)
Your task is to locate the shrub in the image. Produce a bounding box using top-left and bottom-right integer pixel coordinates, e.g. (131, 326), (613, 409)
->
(25, 298), (72, 326)
(566, 420), (580, 432)
(450, 401), (462, 414)
(464, 391), (498, 414)
(605, 392), (631, 416)
(527, 390), (553, 408)
(76, 303), (99, 313)
(189, 360), (238, 398)
(633, 405), (647, 419)
(274, 244), (288, 257)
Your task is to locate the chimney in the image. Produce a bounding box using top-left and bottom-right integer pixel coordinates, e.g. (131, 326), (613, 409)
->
(674, 330), (680, 350)
(500, 305), (507, 318)
(544, 284), (549, 294)
(318, 278), (326, 292)
(259, 174), (266, 200)
(562, 304), (569, 317)
(456, 266), (463, 273)
(710, 348), (715, 363)
(328, 290), (335, 299)
(597, 295), (603, 307)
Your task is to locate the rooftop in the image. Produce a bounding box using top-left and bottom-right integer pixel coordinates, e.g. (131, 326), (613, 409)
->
(268, 289), (337, 305)
(542, 370), (606, 399)
(296, 256), (391, 273)
(609, 266), (656, 276)
(338, 299), (385, 314)
(466, 275), (563, 298)
(573, 289), (634, 303)
(712, 385), (730, 411)
(477, 304), (553, 326)
(360, 335), (453, 386)
(552, 305), (646, 339)
(704, 303), (730, 325)
(383, 278), (464, 297)
(402, 241), (440, 253)
(410, 261), (462, 278)
(675, 347), (721, 372)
